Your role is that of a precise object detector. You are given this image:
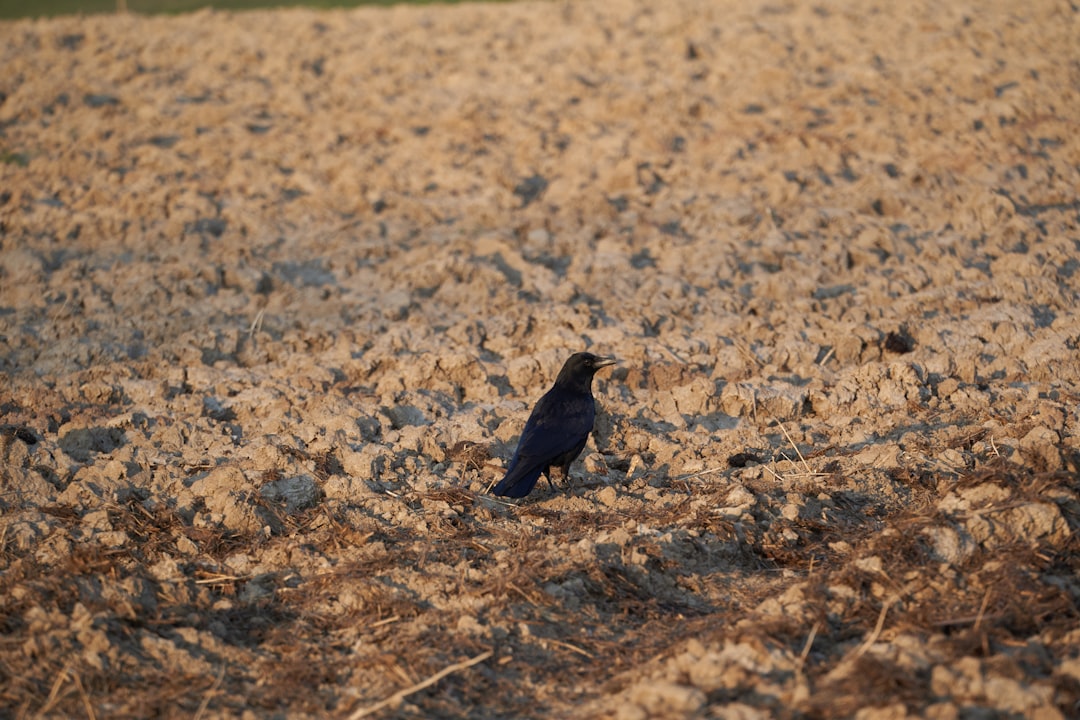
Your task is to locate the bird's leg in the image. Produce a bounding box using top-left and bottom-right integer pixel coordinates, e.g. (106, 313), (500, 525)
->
(543, 465), (571, 492)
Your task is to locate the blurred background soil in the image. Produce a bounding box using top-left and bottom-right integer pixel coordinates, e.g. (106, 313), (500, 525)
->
(1, 0), (1079, 717)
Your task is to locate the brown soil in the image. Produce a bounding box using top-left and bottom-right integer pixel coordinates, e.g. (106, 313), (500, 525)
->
(2, 0), (1079, 718)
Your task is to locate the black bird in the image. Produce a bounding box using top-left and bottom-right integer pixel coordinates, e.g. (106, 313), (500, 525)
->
(492, 352), (616, 498)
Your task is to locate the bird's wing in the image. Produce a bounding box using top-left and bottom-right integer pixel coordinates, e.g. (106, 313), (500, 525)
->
(511, 389), (595, 466)
(492, 389), (596, 498)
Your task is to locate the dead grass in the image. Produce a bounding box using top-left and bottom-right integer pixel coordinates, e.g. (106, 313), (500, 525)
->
(2, 450), (1078, 718)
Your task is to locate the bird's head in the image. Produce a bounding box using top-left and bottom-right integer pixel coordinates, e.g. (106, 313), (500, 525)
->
(555, 352), (617, 389)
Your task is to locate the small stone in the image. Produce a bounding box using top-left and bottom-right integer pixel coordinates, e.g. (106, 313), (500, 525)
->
(921, 525), (976, 564)
(627, 681), (705, 715)
(596, 486), (618, 507)
(583, 452), (608, 475)
(259, 475), (322, 513)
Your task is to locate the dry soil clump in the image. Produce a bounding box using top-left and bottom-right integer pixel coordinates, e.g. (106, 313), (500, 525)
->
(1, 0), (1079, 717)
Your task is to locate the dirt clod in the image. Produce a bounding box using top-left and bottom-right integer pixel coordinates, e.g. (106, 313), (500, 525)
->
(2, 0), (1079, 718)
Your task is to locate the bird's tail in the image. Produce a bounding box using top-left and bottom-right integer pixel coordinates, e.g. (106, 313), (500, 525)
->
(492, 464), (543, 498)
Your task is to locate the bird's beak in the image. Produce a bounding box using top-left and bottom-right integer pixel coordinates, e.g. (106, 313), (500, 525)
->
(595, 356), (618, 369)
